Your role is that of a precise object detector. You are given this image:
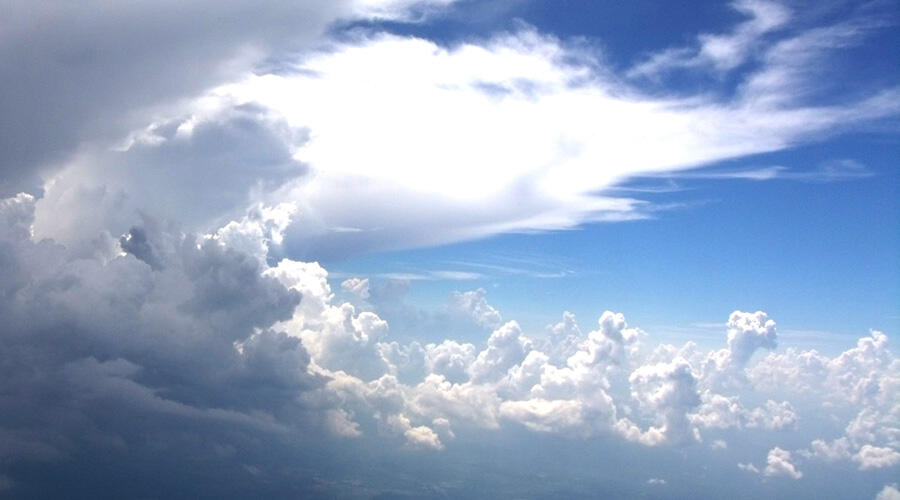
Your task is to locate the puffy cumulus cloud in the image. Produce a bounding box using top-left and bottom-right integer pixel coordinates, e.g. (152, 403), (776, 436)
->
(543, 310), (583, 363)
(749, 329), (899, 472)
(725, 310), (778, 366)
(325, 408), (363, 438)
(212, 202), (298, 262)
(568, 311), (644, 370)
(877, 484), (900, 500)
(32, 103), (309, 257)
(383, 413), (443, 450)
(498, 398), (586, 434)
(854, 445), (900, 471)
(447, 288), (503, 329)
(2, 191), (898, 496)
(341, 277), (371, 300)
(408, 374), (502, 429)
(763, 447), (803, 479)
(703, 310), (777, 376)
(804, 437), (852, 462)
(629, 358), (702, 445)
(746, 399), (797, 430)
(738, 462), (760, 474)
(469, 321), (533, 383)
(691, 393), (796, 431)
(425, 340), (477, 384)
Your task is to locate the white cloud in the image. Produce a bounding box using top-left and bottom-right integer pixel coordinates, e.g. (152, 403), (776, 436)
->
(747, 399), (797, 430)
(804, 437), (852, 462)
(629, 358), (702, 445)
(726, 310), (778, 366)
(447, 288), (503, 329)
(469, 321), (532, 383)
(426, 340), (477, 384)
(854, 445), (900, 470)
(764, 446), (803, 479)
(738, 462), (760, 474)
(648, 159), (873, 183)
(384, 413), (443, 450)
(877, 484), (900, 500)
(629, 0), (791, 78)
(499, 398), (585, 434)
(341, 277), (371, 300)
(31, 12), (896, 259)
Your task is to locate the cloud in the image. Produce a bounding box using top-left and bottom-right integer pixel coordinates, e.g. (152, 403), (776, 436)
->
(855, 445), (900, 470)
(469, 321), (532, 383)
(629, 358), (702, 445)
(0, 194), (340, 495)
(426, 340), (477, 384)
(877, 484), (900, 500)
(253, 24), (897, 257)
(641, 159), (873, 183)
(628, 0), (791, 78)
(341, 277), (371, 300)
(0, 0), (459, 196)
(763, 446), (803, 479)
(2, 1), (899, 496)
(447, 288), (503, 329)
(1, 192), (898, 495)
(738, 462), (760, 474)
(691, 393), (796, 430)
(383, 413), (443, 450)
(0, 0), (333, 194)
(26, 5), (899, 260)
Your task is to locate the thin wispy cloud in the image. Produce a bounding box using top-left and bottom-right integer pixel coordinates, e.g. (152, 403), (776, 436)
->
(628, 0), (792, 78)
(446, 260), (574, 279)
(645, 159), (873, 182)
(331, 270), (484, 281)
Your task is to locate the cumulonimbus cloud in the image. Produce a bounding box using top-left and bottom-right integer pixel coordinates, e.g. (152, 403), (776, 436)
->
(28, 1), (900, 260)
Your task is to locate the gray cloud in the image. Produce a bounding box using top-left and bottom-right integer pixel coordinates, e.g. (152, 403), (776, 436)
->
(0, 0), (365, 196)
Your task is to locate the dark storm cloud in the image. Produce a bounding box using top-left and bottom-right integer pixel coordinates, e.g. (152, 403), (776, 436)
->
(0, 194), (335, 498)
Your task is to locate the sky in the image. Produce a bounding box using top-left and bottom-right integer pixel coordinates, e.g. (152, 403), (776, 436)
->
(0, 0), (899, 498)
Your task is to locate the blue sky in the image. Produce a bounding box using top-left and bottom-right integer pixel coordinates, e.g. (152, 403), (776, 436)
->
(1, 0), (899, 498)
(330, 132), (900, 351)
(323, 0), (900, 350)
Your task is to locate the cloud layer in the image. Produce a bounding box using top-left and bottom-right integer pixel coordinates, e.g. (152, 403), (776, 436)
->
(1, 193), (897, 497)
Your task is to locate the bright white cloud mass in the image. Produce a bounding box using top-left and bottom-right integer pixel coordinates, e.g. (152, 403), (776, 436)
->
(0, 0), (898, 498)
